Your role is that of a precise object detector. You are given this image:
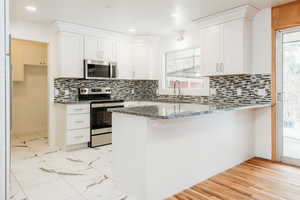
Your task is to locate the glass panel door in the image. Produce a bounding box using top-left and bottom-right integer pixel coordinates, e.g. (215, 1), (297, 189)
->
(277, 27), (300, 166)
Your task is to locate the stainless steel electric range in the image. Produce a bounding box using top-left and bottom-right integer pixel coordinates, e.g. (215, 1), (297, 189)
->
(78, 88), (124, 148)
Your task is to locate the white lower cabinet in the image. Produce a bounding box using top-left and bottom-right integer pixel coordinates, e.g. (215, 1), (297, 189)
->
(56, 104), (90, 150)
(66, 128), (90, 146)
(67, 114), (90, 130)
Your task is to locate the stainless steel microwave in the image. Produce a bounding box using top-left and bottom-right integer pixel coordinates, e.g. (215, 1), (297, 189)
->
(84, 59), (117, 79)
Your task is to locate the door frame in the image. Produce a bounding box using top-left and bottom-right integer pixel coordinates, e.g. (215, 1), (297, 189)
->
(272, 1), (300, 161)
(276, 26), (300, 166)
(0, 0), (10, 199)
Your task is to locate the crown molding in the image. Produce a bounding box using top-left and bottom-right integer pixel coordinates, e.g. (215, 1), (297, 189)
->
(193, 5), (259, 29)
(53, 21), (133, 41)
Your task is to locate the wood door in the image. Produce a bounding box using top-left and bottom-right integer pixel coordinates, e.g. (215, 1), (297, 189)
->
(11, 39), (24, 81)
(22, 41), (47, 66)
(40, 43), (48, 65)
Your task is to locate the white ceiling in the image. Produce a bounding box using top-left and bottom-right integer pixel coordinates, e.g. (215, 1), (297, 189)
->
(10, 0), (294, 35)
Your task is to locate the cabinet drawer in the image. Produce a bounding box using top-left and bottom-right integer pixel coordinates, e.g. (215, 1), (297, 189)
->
(67, 114), (90, 130)
(91, 133), (112, 147)
(67, 104), (90, 114)
(66, 128), (90, 145)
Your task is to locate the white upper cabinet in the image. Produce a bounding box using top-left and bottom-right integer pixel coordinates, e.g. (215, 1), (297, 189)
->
(84, 36), (117, 62)
(131, 37), (160, 80)
(58, 32), (84, 78)
(117, 41), (133, 79)
(54, 21), (157, 79)
(84, 36), (104, 60)
(195, 5), (257, 76)
(201, 25), (222, 76)
(222, 19), (250, 75)
(132, 42), (150, 79)
(199, 19), (251, 76)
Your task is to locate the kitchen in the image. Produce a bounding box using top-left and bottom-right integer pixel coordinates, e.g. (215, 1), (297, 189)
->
(4, 0), (300, 200)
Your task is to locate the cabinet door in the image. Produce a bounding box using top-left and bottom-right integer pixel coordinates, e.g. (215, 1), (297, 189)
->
(85, 36), (104, 60)
(132, 43), (150, 79)
(222, 20), (244, 74)
(23, 41), (47, 66)
(11, 39), (24, 82)
(202, 25), (222, 76)
(59, 32), (84, 78)
(102, 38), (113, 61)
(40, 44), (48, 65)
(117, 41), (133, 79)
(111, 40), (117, 62)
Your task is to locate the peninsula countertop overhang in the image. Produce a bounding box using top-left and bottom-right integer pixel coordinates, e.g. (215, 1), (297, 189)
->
(110, 102), (272, 119)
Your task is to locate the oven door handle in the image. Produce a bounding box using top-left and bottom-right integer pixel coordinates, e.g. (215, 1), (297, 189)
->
(91, 103), (124, 108)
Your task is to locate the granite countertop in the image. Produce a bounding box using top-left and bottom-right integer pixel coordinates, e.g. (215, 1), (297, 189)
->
(54, 99), (124, 104)
(55, 100), (92, 104)
(110, 102), (272, 119)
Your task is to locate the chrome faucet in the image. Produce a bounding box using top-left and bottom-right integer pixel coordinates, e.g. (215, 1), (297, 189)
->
(173, 80), (182, 100)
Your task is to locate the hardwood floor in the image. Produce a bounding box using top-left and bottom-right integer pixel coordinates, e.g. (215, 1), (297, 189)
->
(166, 157), (300, 200)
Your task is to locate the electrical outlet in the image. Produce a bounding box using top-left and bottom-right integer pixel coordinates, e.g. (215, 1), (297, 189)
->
(65, 89), (70, 95)
(210, 88), (216, 96)
(257, 89), (266, 96)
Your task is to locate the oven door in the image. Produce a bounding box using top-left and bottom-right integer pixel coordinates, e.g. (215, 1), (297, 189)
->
(84, 60), (111, 79)
(90, 103), (124, 147)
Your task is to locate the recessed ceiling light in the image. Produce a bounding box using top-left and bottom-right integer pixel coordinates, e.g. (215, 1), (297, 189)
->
(25, 5), (37, 12)
(171, 13), (178, 18)
(128, 28), (136, 33)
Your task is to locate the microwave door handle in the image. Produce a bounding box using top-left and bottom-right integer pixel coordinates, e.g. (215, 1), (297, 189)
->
(110, 64), (113, 78)
(84, 62), (88, 79)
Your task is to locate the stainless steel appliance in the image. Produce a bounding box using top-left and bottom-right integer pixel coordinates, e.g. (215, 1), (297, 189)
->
(78, 87), (124, 148)
(84, 59), (117, 79)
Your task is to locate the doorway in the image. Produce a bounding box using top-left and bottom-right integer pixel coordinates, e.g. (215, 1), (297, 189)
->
(10, 39), (49, 199)
(277, 27), (300, 166)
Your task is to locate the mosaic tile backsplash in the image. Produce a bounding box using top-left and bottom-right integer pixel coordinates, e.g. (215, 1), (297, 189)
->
(54, 74), (271, 104)
(54, 79), (159, 102)
(209, 74), (271, 104)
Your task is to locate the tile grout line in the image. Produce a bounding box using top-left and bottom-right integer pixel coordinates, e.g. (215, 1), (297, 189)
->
(10, 172), (30, 200)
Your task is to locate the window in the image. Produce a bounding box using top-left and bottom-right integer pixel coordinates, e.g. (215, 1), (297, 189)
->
(164, 47), (206, 89)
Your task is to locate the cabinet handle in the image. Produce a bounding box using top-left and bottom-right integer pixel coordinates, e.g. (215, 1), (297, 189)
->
(216, 63), (219, 73)
(74, 108), (84, 111)
(74, 121), (84, 124)
(221, 63), (224, 73)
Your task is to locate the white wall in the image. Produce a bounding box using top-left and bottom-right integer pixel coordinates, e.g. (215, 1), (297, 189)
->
(10, 20), (57, 145)
(252, 8), (272, 74)
(12, 65), (48, 135)
(251, 8), (272, 159)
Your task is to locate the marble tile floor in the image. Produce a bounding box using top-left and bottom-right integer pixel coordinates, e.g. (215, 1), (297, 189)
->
(10, 132), (131, 200)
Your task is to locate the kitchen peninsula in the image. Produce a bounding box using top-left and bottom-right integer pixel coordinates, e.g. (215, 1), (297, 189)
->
(111, 101), (271, 200)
